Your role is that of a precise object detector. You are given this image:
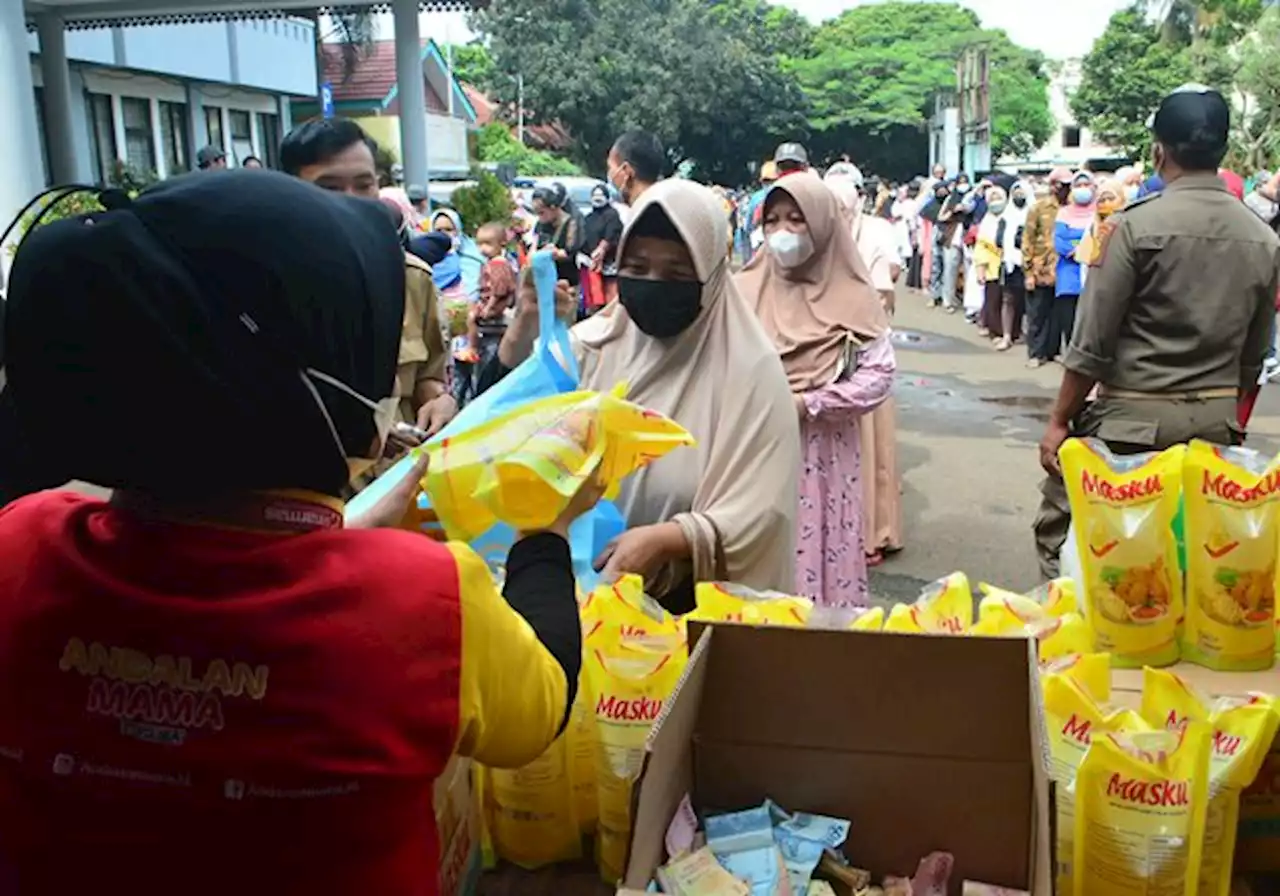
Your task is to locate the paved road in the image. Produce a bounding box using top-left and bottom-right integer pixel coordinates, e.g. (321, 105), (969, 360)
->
(871, 285), (1280, 604)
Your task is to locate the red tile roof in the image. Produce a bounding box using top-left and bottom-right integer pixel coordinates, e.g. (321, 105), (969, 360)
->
(462, 82), (495, 125)
(459, 82), (573, 151)
(321, 41), (446, 112)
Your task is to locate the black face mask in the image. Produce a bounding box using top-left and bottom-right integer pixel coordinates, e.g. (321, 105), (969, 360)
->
(1012, 195), (1027, 208)
(618, 276), (702, 338)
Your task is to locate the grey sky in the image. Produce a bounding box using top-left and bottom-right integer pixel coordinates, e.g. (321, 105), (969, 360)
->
(770, 0), (1132, 58)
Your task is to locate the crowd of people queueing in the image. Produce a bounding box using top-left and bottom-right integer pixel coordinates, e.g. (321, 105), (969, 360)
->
(735, 153), (1274, 379)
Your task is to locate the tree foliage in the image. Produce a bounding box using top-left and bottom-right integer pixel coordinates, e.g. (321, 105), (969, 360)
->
(1233, 6), (1280, 170)
(1072, 5), (1194, 158)
(1145, 0), (1264, 91)
(449, 170), (514, 235)
(788, 2), (1052, 176)
(470, 0), (807, 184)
(474, 123), (582, 176)
(325, 10), (378, 82)
(443, 41), (497, 93)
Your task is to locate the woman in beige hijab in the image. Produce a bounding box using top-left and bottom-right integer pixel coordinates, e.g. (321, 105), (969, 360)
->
(499, 179), (799, 612)
(736, 171), (896, 607)
(827, 174), (905, 569)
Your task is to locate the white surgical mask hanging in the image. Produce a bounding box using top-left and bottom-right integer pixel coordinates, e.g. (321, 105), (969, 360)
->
(299, 368), (398, 480)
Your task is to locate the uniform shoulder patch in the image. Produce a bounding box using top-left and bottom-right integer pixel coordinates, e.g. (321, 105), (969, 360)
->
(1122, 191), (1161, 212)
(1090, 219), (1119, 267)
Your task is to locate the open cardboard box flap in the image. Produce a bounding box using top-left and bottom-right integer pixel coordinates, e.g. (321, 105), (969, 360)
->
(622, 624), (1053, 895)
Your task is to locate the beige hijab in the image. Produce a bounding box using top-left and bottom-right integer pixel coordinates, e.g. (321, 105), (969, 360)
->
(826, 175), (897, 293)
(736, 171), (888, 391)
(572, 179), (799, 595)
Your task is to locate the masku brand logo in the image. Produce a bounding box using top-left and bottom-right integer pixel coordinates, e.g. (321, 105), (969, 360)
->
(595, 694), (663, 722)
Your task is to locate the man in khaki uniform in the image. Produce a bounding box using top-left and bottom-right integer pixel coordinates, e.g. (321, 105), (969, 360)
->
(1035, 85), (1280, 577)
(280, 119), (454, 436)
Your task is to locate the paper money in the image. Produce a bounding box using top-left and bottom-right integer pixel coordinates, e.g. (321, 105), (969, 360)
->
(656, 846), (750, 896)
(765, 799), (851, 892)
(717, 846), (792, 896)
(665, 792), (699, 859)
(707, 805), (790, 896)
(706, 804), (773, 855)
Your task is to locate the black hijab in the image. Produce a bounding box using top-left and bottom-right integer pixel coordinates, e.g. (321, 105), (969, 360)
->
(2, 170), (405, 499)
(920, 182), (950, 223)
(407, 230), (455, 266)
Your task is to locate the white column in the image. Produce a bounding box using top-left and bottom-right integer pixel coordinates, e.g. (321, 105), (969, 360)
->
(110, 94), (127, 171)
(0, 0), (46, 231)
(277, 92), (292, 135)
(186, 82), (205, 169)
(392, 0), (429, 190)
(149, 97), (166, 179)
(220, 106), (232, 162)
(36, 13), (78, 185)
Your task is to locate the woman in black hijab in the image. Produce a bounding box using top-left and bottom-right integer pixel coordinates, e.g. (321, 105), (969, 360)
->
(0, 170), (594, 894)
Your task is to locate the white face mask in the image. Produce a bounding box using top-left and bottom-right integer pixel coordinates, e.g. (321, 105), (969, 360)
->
(300, 368), (398, 481)
(767, 230), (815, 268)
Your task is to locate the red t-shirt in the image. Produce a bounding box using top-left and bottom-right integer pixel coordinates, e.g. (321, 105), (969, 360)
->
(0, 491), (463, 894)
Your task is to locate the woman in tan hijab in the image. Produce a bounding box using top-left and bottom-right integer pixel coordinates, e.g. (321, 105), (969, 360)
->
(827, 174), (905, 569)
(499, 179), (799, 612)
(737, 171), (896, 607)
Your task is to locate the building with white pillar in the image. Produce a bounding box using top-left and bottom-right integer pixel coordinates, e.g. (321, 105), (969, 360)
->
(1, 0), (483, 243)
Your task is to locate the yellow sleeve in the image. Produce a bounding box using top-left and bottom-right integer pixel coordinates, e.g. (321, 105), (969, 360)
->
(449, 541), (568, 769)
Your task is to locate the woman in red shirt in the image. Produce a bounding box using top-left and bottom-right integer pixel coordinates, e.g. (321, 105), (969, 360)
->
(0, 171), (593, 894)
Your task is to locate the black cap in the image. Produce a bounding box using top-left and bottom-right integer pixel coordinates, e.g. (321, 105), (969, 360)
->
(196, 145), (226, 169)
(1150, 84), (1230, 149)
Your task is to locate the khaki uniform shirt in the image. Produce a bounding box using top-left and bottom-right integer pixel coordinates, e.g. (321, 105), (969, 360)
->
(396, 253), (447, 424)
(1064, 173), (1280, 394)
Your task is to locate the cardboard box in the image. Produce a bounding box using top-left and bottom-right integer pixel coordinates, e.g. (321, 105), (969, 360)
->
(435, 755), (482, 896)
(1110, 662), (1280, 873)
(621, 625), (1053, 895)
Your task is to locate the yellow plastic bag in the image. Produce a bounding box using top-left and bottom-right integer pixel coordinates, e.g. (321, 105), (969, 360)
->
(1141, 668), (1280, 896)
(1073, 723), (1212, 896)
(568, 672), (597, 835)
(584, 575), (685, 653)
(1060, 438), (1185, 667)
(585, 630), (687, 882)
(849, 606), (884, 630)
(883, 572), (973, 634)
(1182, 441), (1279, 671)
(1037, 613), (1095, 663)
(689, 582), (813, 627)
(425, 386), (694, 540)
(1043, 670), (1149, 894)
(977, 578), (1077, 626)
(1041, 652), (1112, 703)
(483, 733), (581, 869)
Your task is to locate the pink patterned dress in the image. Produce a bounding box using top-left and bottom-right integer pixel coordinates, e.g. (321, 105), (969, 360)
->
(795, 335), (896, 607)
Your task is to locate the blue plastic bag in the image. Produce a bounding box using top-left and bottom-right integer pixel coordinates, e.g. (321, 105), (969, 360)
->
(433, 250), (577, 440)
(346, 250), (623, 586)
